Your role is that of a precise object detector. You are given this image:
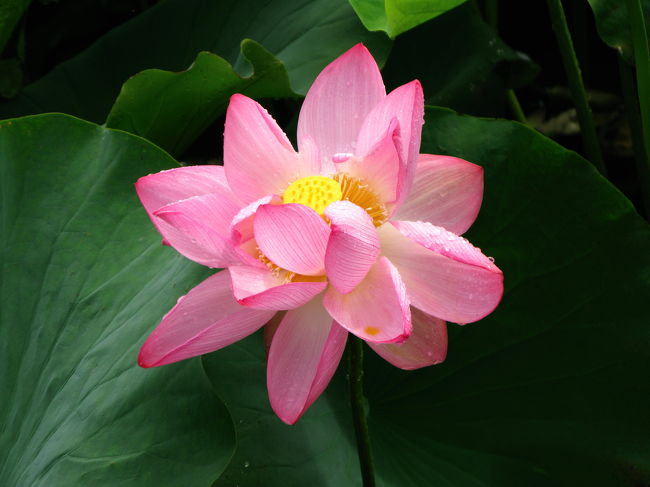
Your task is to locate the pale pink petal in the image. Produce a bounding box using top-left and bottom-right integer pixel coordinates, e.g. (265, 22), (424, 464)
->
(230, 265), (327, 310)
(136, 166), (240, 243)
(394, 155), (484, 234)
(254, 203), (330, 276)
(153, 193), (243, 268)
(303, 322), (348, 413)
(267, 300), (346, 424)
(324, 201), (379, 294)
(230, 195), (282, 245)
(224, 94), (319, 203)
(368, 307), (447, 370)
(139, 271), (275, 367)
(334, 118), (402, 206)
(379, 222), (503, 324)
(297, 44), (386, 162)
(263, 312), (285, 355)
(356, 81), (424, 204)
(323, 256), (411, 343)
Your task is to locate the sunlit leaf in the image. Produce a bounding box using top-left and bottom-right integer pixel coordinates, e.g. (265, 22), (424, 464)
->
(349, 0), (468, 38)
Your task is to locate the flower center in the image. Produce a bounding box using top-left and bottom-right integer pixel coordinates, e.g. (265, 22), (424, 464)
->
(333, 173), (387, 227)
(282, 176), (342, 215)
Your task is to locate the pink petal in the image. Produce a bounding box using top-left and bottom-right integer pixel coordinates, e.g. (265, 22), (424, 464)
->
(368, 307), (447, 370)
(230, 195), (282, 245)
(224, 94), (319, 203)
(230, 265), (327, 310)
(297, 44), (386, 162)
(379, 222), (503, 324)
(323, 256), (411, 343)
(394, 155), (484, 234)
(254, 203), (330, 276)
(154, 193), (242, 268)
(267, 300), (347, 424)
(136, 166), (240, 242)
(139, 271), (275, 367)
(334, 118), (402, 207)
(356, 81), (424, 204)
(324, 201), (380, 294)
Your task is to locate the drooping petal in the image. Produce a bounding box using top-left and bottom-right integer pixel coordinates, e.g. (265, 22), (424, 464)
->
(297, 43), (386, 162)
(324, 200), (379, 294)
(324, 256), (411, 343)
(224, 94), (319, 203)
(136, 166), (240, 243)
(394, 155), (484, 234)
(139, 271), (275, 367)
(267, 299), (346, 424)
(368, 307), (447, 370)
(254, 203), (330, 276)
(379, 222), (503, 324)
(230, 265), (327, 310)
(154, 193), (242, 268)
(334, 118), (402, 206)
(356, 80), (424, 204)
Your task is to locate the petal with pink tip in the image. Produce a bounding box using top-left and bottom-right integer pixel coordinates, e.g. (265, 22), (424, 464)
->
(334, 118), (402, 206)
(224, 95), (319, 203)
(254, 203), (330, 276)
(230, 265), (327, 310)
(324, 201), (379, 294)
(356, 81), (424, 203)
(154, 193), (241, 268)
(267, 299), (346, 424)
(379, 222), (503, 324)
(324, 256), (411, 343)
(368, 307), (447, 370)
(136, 166), (240, 242)
(297, 44), (385, 161)
(395, 155), (484, 234)
(138, 271), (275, 367)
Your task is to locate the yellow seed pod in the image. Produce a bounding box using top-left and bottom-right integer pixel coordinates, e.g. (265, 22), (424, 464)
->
(283, 176), (343, 215)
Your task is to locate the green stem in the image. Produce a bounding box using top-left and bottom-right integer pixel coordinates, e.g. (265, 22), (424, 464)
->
(619, 55), (650, 217)
(546, 0), (607, 175)
(626, 0), (650, 214)
(507, 89), (527, 124)
(348, 336), (376, 487)
(485, 0), (498, 30)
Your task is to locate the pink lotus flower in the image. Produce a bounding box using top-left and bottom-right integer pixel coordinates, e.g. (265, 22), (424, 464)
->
(136, 44), (503, 424)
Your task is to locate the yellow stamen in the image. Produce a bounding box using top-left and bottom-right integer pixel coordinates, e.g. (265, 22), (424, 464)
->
(333, 173), (387, 227)
(282, 176), (342, 215)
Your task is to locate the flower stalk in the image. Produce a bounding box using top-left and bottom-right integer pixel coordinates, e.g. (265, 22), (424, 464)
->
(546, 0), (606, 175)
(625, 0), (650, 216)
(349, 336), (376, 487)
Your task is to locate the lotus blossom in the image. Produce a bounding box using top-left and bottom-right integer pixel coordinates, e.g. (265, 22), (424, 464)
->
(136, 44), (503, 424)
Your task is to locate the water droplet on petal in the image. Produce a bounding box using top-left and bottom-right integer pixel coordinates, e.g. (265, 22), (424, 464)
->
(332, 152), (353, 163)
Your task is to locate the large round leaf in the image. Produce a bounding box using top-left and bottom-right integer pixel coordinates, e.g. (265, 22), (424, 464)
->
(202, 107), (650, 485)
(0, 0), (390, 123)
(0, 114), (234, 486)
(105, 41), (296, 157)
(381, 4), (538, 116)
(587, 0), (650, 63)
(203, 336), (359, 486)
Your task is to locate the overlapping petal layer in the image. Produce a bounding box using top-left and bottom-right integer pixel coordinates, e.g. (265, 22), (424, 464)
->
(136, 43), (502, 425)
